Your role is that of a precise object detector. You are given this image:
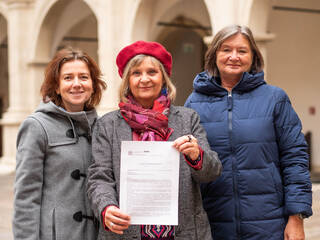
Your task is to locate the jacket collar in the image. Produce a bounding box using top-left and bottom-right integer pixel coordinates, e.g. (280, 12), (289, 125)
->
(35, 101), (97, 139)
(193, 71), (266, 96)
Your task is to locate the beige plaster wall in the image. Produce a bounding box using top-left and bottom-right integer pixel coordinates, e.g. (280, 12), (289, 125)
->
(267, 0), (320, 169)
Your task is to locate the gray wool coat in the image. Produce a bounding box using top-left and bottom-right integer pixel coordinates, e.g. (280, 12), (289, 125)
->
(87, 105), (222, 240)
(13, 101), (98, 240)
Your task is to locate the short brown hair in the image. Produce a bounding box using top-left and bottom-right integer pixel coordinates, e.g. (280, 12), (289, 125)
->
(205, 24), (264, 76)
(119, 55), (176, 103)
(40, 47), (107, 110)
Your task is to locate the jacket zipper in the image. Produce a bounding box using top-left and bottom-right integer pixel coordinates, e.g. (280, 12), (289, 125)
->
(227, 91), (241, 239)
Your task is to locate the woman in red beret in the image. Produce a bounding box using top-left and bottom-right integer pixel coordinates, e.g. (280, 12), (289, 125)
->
(87, 40), (222, 240)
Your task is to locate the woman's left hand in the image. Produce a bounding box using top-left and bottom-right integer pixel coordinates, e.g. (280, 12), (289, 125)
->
(173, 135), (200, 161)
(284, 215), (305, 240)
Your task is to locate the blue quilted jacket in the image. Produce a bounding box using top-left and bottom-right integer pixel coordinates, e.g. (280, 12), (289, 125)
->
(185, 71), (312, 240)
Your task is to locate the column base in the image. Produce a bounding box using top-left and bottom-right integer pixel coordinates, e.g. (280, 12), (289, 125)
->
(0, 157), (15, 175)
(0, 110), (28, 174)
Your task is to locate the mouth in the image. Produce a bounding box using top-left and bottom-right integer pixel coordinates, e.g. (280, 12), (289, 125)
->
(69, 91), (84, 96)
(139, 86), (153, 90)
(227, 64), (241, 67)
(227, 65), (242, 69)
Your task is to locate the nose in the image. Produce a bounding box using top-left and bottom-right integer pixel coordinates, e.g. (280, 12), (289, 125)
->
(73, 77), (81, 87)
(229, 50), (239, 60)
(140, 73), (150, 83)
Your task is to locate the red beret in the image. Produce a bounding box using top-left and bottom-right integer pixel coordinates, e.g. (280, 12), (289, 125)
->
(116, 40), (172, 77)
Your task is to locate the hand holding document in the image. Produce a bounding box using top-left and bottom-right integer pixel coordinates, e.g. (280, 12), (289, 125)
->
(120, 141), (180, 225)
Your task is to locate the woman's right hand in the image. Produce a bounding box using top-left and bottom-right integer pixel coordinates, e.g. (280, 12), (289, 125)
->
(104, 206), (131, 234)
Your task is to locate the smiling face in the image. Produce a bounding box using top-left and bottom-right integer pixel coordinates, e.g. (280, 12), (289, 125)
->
(57, 60), (93, 112)
(128, 56), (163, 108)
(216, 33), (253, 82)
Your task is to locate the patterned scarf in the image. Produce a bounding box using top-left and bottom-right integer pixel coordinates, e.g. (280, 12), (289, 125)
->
(119, 94), (173, 141)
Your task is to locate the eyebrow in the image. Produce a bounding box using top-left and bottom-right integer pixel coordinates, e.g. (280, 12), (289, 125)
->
(220, 43), (249, 49)
(61, 72), (90, 75)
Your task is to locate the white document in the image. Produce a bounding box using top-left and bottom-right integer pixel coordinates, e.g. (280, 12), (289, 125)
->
(120, 141), (180, 225)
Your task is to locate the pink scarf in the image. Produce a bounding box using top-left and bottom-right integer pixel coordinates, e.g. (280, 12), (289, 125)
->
(119, 94), (173, 141)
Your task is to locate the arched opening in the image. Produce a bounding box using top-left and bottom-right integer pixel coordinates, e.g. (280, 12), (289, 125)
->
(158, 16), (209, 106)
(35, 0), (98, 60)
(0, 13), (8, 157)
(131, 0), (211, 106)
(31, 0), (98, 107)
(57, 14), (98, 60)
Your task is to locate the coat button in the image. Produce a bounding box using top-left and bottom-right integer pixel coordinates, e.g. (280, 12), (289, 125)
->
(73, 211), (83, 222)
(66, 129), (75, 138)
(71, 169), (81, 180)
(73, 211), (97, 226)
(71, 169), (87, 180)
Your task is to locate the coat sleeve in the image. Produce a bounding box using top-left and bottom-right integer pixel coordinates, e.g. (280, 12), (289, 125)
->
(87, 117), (119, 224)
(13, 117), (46, 240)
(188, 109), (222, 183)
(274, 90), (312, 217)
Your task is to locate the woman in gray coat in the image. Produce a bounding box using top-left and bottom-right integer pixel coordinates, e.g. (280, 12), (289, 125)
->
(87, 41), (222, 240)
(13, 47), (107, 240)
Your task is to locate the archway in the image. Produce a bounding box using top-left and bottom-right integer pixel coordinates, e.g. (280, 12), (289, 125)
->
(158, 16), (209, 106)
(31, 0), (98, 108)
(131, 0), (211, 106)
(0, 13), (8, 157)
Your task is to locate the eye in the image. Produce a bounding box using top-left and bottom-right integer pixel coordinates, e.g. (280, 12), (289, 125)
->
(239, 49), (248, 54)
(80, 75), (89, 80)
(131, 70), (141, 76)
(221, 48), (231, 52)
(64, 75), (72, 81)
(148, 69), (158, 75)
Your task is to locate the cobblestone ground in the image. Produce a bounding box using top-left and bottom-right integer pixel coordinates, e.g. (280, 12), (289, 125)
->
(1, 173), (319, 240)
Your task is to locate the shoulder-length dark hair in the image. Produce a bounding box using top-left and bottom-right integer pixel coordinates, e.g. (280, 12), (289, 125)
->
(205, 24), (264, 76)
(40, 47), (107, 110)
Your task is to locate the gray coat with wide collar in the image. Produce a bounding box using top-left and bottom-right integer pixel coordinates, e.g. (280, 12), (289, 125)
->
(87, 105), (222, 240)
(13, 101), (98, 240)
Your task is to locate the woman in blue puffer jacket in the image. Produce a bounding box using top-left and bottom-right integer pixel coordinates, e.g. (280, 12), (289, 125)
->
(185, 25), (312, 240)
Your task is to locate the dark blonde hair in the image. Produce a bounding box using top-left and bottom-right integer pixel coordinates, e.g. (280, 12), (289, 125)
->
(119, 55), (176, 103)
(40, 47), (107, 110)
(205, 24), (264, 76)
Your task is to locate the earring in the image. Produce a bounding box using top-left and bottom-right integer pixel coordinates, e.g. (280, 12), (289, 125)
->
(161, 87), (167, 95)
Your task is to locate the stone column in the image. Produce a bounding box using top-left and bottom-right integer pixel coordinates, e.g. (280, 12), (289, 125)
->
(254, 33), (275, 80)
(0, 0), (35, 173)
(204, 0), (234, 32)
(95, 0), (124, 115)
